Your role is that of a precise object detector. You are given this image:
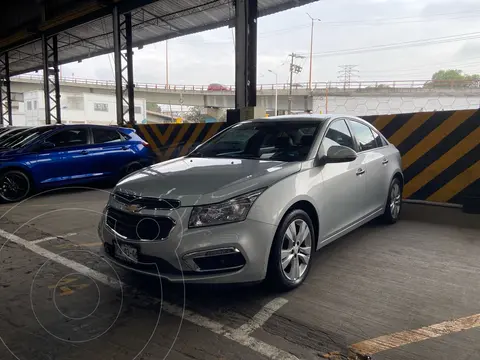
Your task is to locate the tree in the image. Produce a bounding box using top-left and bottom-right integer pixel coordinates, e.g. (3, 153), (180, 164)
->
(184, 106), (204, 123)
(425, 69), (480, 88)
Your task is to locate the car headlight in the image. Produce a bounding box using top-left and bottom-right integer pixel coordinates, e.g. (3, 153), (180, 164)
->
(188, 189), (264, 228)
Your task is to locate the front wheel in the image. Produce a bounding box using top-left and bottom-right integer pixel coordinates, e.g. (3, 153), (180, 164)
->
(266, 209), (314, 291)
(0, 170), (31, 203)
(381, 177), (402, 224)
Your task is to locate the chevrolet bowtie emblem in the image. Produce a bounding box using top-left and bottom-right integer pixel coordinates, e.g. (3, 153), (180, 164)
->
(124, 204), (144, 213)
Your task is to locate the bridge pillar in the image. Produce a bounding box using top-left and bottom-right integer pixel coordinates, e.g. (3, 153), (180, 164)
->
(0, 53), (12, 126)
(233, 0), (257, 123)
(113, 7), (135, 127)
(41, 34), (61, 124)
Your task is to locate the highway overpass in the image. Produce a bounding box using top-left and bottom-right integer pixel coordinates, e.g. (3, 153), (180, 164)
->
(10, 75), (480, 114)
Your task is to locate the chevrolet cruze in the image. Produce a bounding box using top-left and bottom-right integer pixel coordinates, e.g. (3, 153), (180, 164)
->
(99, 115), (403, 290)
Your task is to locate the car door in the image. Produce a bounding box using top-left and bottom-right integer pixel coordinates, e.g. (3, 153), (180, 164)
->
(317, 119), (367, 241)
(347, 119), (387, 216)
(88, 127), (136, 178)
(35, 127), (92, 185)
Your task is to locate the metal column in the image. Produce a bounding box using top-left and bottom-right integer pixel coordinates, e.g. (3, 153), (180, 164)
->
(0, 53), (12, 126)
(234, 0), (257, 121)
(42, 34), (61, 124)
(113, 7), (135, 126)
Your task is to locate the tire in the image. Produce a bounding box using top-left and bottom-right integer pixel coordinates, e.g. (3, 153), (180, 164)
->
(123, 162), (143, 177)
(381, 177), (403, 224)
(0, 170), (32, 203)
(266, 209), (315, 291)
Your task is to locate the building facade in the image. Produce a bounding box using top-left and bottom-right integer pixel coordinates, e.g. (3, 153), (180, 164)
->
(22, 91), (147, 126)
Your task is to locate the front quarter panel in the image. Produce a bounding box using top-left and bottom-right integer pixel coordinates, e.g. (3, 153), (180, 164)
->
(247, 164), (321, 230)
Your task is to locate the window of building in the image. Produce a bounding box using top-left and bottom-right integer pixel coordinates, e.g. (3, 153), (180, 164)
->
(26, 101), (32, 110)
(122, 105), (143, 114)
(348, 120), (377, 152)
(47, 129), (88, 148)
(33, 100), (37, 110)
(92, 128), (124, 144)
(67, 96), (84, 110)
(94, 103), (108, 112)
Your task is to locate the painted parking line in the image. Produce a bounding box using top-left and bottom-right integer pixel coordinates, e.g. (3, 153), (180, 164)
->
(31, 232), (78, 244)
(236, 298), (289, 335)
(350, 313), (480, 358)
(0, 228), (298, 360)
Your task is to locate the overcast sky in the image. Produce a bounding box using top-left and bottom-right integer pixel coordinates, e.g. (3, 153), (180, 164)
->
(61, 0), (480, 87)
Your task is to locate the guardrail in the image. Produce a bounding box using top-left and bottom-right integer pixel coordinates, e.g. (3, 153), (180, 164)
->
(11, 74), (480, 92)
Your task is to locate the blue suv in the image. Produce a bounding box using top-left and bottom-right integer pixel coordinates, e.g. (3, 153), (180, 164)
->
(0, 124), (156, 202)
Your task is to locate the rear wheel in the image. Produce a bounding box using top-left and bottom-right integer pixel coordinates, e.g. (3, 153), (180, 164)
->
(381, 177), (402, 224)
(0, 170), (31, 203)
(266, 209), (314, 291)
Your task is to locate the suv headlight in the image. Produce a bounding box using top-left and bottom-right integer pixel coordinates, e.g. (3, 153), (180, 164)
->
(188, 189), (264, 228)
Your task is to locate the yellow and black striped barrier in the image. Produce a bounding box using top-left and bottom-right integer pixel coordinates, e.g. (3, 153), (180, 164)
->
(135, 110), (480, 205)
(134, 122), (226, 162)
(363, 109), (480, 205)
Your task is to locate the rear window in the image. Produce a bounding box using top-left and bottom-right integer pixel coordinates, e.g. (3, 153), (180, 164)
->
(93, 128), (125, 144)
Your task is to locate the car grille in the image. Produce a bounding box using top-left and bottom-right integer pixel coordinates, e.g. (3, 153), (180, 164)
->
(113, 191), (180, 210)
(105, 207), (175, 241)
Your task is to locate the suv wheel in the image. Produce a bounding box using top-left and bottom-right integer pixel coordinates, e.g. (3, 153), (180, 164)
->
(0, 170), (31, 203)
(267, 209), (314, 291)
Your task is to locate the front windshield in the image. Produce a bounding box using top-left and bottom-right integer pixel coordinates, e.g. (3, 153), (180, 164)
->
(0, 127), (53, 149)
(189, 120), (321, 162)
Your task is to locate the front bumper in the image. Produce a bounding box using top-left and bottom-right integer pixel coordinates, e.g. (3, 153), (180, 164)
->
(98, 206), (276, 284)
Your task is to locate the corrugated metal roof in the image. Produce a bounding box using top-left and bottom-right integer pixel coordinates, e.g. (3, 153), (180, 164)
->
(7, 0), (316, 76)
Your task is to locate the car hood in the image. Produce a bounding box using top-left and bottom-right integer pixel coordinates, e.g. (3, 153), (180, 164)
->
(0, 147), (24, 159)
(114, 157), (302, 206)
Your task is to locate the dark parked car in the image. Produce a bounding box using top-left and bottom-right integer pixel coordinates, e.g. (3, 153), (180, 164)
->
(0, 124), (155, 202)
(0, 127), (30, 146)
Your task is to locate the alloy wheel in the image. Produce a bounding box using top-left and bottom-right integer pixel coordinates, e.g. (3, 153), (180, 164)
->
(0, 172), (30, 202)
(390, 183), (401, 219)
(280, 219), (312, 281)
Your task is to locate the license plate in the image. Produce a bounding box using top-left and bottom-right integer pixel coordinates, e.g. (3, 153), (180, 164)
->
(114, 242), (138, 264)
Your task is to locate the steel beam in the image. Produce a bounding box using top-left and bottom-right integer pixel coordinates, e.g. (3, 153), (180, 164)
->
(113, 8), (135, 126)
(234, 0), (257, 119)
(0, 53), (13, 126)
(42, 34), (61, 124)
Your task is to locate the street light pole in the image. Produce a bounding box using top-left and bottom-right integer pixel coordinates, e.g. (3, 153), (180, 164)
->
(307, 13), (320, 90)
(268, 69), (278, 116)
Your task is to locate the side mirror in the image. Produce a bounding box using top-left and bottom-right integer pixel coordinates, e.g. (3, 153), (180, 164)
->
(41, 141), (56, 150)
(322, 145), (357, 164)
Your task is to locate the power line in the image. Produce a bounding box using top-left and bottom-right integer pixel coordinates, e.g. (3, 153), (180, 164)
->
(307, 31), (480, 58)
(338, 65), (359, 89)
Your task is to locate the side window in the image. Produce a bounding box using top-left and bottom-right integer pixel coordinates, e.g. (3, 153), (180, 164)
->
(47, 128), (88, 148)
(324, 120), (355, 151)
(93, 128), (123, 144)
(348, 120), (377, 152)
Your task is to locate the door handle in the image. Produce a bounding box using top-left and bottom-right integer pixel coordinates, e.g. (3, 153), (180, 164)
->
(356, 168), (365, 176)
(80, 150), (89, 155)
(382, 158), (389, 165)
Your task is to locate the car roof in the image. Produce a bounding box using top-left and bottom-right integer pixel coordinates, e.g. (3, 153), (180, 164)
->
(246, 113), (368, 124)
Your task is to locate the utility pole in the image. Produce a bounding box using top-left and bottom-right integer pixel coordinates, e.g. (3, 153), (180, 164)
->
(337, 65), (359, 90)
(307, 13), (320, 90)
(288, 52), (305, 114)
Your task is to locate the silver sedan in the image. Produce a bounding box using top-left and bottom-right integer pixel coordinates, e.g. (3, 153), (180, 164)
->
(98, 115), (403, 290)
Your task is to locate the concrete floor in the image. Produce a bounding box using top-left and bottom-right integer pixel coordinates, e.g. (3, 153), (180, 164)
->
(1, 187), (479, 360)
